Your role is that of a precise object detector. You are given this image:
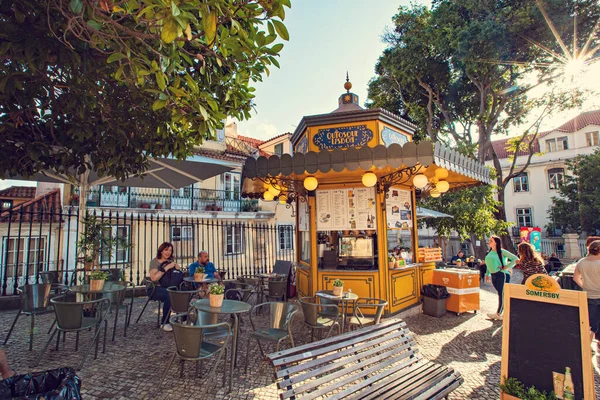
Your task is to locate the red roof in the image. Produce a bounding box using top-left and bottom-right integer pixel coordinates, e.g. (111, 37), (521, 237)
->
(0, 188), (62, 223)
(260, 132), (292, 145)
(554, 110), (600, 133)
(238, 135), (265, 147)
(0, 186), (36, 199)
(488, 135), (541, 161)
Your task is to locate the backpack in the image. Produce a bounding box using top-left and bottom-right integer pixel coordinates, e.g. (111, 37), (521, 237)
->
(158, 261), (184, 288)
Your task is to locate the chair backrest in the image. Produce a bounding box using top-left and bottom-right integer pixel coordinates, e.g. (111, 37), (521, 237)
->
(237, 275), (260, 287)
(104, 281), (129, 305)
(272, 260), (292, 277)
(19, 284), (52, 313)
(39, 271), (58, 284)
(356, 298), (388, 324)
(268, 302), (298, 330)
(299, 296), (337, 326)
(167, 288), (196, 314)
(51, 295), (109, 330)
(268, 280), (287, 297)
(224, 282), (253, 302)
(103, 268), (123, 282)
(170, 317), (230, 359)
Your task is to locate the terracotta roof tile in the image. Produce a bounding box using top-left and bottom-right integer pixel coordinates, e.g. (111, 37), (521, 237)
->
(238, 135), (265, 147)
(487, 135), (540, 161)
(554, 110), (600, 132)
(0, 186), (36, 199)
(0, 189), (62, 223)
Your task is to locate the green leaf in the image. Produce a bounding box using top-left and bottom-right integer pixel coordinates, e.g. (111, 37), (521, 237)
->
(171, 1), (181, 17)
(203, 12), (217, 44)
(69, 0), (83, 14)
(156, 72), (166, 91)
(198, 104), (208, 120)
(161, 18), (179, 44)
(271, 43), (284, 53)
(272, 20), (289, 40)
(87, 20), (102, 30)
(107, 53), (126, 63)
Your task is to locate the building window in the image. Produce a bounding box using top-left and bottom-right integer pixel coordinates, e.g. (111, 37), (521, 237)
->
(2, 237), (47, 277)
(278, 225), (294, 251)
(546, 137), (568, 152)
(516, 208), (533, 228)
(548, 168), (565, 190)
(274, 143), (283, 156)
(100, 226), (130, 264)
(513, 172), (529, 192)
(221, 172), (240, 200)
(171, 225), (194, 259)
(586, 131), (599, 147)
(1, 200), (13, 211)
(171, 225), (193, 242)
(224, 225), (245, 255)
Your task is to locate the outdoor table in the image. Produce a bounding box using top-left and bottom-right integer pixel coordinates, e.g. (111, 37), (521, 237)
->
(70, 282), (125, 299)
(191, 299), (251, 393)
(183, 276), (219, 284)
(316, 290), (359, 333)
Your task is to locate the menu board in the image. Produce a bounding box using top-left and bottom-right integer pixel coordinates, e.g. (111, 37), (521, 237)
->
(316, 187), (376, 231)
(298, 199), (309, 232)
(386, 187), (413, 229)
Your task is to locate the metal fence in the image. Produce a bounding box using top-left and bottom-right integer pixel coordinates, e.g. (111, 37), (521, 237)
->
(0, 207), (295, 296)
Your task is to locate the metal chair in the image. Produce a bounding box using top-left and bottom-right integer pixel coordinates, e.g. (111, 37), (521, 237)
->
(186, 307), (230, 339)
(36, 294), (110, 370)
(167, 287), (205, 315)
(265, 278), (287, 302)
(4, 284), (53, 351)
(244, 302), (298, 373)
(161, 314), (230, 386)
(347, 298), (388, 330)
(237, 275), (262, 301)
(104, 281), (134, 341)
(135, 279), (163, 328)
(298, 296), (341, 341)
(102, 268), (123, 282)
(223, 280), (255, 303)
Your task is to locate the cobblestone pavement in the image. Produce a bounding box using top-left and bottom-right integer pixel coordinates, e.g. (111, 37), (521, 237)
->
(1, 283), (599, 399)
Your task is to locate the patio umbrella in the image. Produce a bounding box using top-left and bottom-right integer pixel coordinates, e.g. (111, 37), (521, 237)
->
(416, 207), (453, 219)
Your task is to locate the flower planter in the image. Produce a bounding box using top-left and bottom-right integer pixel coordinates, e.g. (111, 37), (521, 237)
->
(332, 286), (343, 296)
(89, 279), (105, 291)
(210, 293), (224, 308)
(500, 393), (521, 400)
(194, 273), (206, 282)
(388, 261), (395, 269)
(155, 204), (163, 210)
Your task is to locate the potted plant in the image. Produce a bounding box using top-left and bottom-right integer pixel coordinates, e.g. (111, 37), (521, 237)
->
(499, 377), (558, 400)
(332, 279), (344, 296)
(209, 283), (225, 307)
(77, 215), (131, 273)
(194, 266), (206, 282)
(388, 255), (396, 269)
(89, 270), (109, 291)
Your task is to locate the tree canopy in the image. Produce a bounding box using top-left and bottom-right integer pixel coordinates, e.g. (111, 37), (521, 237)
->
(0, 0), (290, 181)
(548, 149), (600, 235)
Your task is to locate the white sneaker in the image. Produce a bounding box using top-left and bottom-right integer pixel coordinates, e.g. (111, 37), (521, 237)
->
(162, 323), (173, 332)
(494, 313), (503, 321)
(486, 313), (500, 320)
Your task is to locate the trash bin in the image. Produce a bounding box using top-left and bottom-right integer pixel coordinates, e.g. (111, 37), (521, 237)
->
(558, 270), (582, 291)
(421, 284), (450, 317)
(0, 367), (81, 399)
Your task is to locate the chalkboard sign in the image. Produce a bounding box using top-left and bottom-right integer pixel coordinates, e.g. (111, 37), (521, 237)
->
(501, 276), (595, 399)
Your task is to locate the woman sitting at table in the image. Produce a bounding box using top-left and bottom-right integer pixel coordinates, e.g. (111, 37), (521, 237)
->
(148, 242), (182, 332)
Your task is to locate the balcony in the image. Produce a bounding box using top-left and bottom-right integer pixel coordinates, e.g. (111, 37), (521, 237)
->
(75, 188), (259, 213)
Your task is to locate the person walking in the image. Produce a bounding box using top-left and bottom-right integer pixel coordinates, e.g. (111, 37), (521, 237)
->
(483, 236), (518, 320)
(573, 240), (600, 348)
(516, 242), (548, 284)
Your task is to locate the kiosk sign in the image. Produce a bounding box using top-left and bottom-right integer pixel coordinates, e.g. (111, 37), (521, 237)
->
(313, 125), (373, 150)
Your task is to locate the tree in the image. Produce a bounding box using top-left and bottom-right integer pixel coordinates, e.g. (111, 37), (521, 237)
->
(0, 0), (290, 181)
(367, 0), (599, 251)
(548, 149), (600, 235)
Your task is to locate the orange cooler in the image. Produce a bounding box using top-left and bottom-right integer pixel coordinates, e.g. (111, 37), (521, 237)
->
(431, 268), (480, 315)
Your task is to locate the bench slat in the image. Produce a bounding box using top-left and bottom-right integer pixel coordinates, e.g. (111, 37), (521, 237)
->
(272, 323), (412, 367)
(276, 330), (415, 380)
(405, 372), (464, 400)
(268, 319), (407, 365)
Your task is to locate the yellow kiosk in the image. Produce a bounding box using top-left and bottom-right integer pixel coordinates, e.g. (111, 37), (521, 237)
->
(242, 79), (491, 316)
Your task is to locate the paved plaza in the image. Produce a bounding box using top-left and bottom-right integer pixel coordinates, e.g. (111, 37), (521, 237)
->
(1, 283), (599, 399)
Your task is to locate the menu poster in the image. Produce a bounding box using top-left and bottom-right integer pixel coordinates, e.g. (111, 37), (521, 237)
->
(298, 200), (309, 232)
(316, 187), (377, 231)
(386, 187), (412, 229)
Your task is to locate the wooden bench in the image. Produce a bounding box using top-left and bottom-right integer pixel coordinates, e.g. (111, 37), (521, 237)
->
(267, 318), (463, 400)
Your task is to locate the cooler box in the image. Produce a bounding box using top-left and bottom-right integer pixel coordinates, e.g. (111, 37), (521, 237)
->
(432, 268), (480, 315)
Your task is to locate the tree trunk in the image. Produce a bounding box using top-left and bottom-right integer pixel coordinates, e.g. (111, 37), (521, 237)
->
(469, 233), (488, 261)
(493, 185), (516, 254)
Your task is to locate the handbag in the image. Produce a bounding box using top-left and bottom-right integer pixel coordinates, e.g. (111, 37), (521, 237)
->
(159, 261), (184, 288)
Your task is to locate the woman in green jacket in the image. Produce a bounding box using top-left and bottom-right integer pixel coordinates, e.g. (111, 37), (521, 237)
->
(484, 236), (518, 320)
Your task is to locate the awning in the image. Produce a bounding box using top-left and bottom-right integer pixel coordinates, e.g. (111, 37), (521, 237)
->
(416, 207), (453, 219)
(242, 141), (491, 185)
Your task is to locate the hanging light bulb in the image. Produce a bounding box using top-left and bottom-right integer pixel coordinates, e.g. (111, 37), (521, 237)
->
(435, 167), (449, 180)
(267, 184), (281, 196)
(263, 191), (274, 201)
(430, 188), (441, 198)
(303, 176), (318, 191)
(362, 172), (377, 187)
(436, 180), (450, 193)
(413, 174), (428, 189)
(279, 194), (288, 205)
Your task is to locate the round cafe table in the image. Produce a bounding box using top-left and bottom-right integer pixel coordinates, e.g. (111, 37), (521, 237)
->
(70, 282), (125, 298)
(316, 290), (359, 333)
(183, 276), (219, 284)
(191, 299), (251, 393)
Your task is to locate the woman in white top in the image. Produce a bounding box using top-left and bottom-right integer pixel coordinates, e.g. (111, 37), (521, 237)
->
(573, 240), (600, 346)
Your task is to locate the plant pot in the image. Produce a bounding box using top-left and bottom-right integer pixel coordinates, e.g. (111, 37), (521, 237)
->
(500, 393), (521, 400)
(89, 279), (105, 291)
(140, 203), (150, 209)
(155, 204), (163, 210)
(209, 293), (224, 308)
(332, 286), (343, 296)
(194, 273), (206, 282)
(389, 261), (395, 269)
(84, 260), (94, 271)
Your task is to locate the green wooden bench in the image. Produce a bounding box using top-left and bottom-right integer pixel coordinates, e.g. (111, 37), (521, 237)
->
(267, 318), (463, 399)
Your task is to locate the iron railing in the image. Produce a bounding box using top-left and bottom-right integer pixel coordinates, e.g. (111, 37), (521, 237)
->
(73, 187), (259, 212)
(0, 207), (295, 296)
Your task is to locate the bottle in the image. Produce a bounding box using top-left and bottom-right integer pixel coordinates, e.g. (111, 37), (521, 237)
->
(563, 366), (575, 400)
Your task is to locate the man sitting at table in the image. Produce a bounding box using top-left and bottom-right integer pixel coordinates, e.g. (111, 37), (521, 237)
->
(188, 251), (220, 280)
(450, 250), (465, 265)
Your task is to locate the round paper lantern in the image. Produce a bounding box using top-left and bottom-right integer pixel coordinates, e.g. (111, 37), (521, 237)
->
(303, 176), (319, 191)
(430, 188), (441, 198)
(436, 180), (450, 193)
(263, 191), (274, 201)
(435, 167), (449, 180)
(362, 172), (377, 187)
(267, 184), (281, 196)
(412, 174), (428, 189)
